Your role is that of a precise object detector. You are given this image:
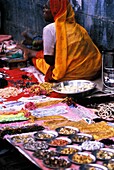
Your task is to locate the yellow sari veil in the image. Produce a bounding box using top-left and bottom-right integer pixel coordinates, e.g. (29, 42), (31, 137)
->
(50, 0), (102, 81)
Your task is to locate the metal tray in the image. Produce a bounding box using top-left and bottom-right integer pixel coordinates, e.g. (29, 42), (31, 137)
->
(52, 80), (96, 97)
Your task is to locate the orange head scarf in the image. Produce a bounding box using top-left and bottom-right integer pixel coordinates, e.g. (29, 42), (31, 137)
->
(48, 0), (76, 80)
(50, 0), (68, 20)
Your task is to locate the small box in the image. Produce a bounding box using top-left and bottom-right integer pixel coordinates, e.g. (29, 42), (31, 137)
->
(6, 58), (28, 69)
(0, 57), (27, 69)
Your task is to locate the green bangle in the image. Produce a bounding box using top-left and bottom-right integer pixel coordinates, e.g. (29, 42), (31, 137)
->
(32, 40), (36, 46)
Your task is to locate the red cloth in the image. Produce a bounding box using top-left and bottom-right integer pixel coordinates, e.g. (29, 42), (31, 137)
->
(50, 0), (68, 20)
(0, 68), (38, 101)
(49, 91), (67, 98)
(0, 68), (67, 101)
(1, 68), (38, 84)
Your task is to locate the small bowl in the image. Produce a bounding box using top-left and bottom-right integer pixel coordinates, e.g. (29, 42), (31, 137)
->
(43, 156), (71, 169)
(33, 149), (59, 160)
(56, 145), (82, 155)
(47, 137), (72, 147)
(80, 163), (108, 170)
(92, 148), (114, 161)
(23, 141), (49, 151)
(68, 151), (96, 165)
(81, 141), (104, 151)
(103, 159), (114, 170)
(69, 133), (93, 144)
(34, 130), (58, 140)
(55, 126), (79, 136)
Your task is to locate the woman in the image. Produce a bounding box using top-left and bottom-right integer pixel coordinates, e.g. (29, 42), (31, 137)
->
(21, 0), (102, 82)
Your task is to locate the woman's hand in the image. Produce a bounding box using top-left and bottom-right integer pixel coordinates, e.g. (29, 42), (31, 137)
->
(23, 51), (29, 60)
(16, 43), (37, 60)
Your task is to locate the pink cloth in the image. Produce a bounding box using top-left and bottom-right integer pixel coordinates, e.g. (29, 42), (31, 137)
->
(0, 35), (12, 43)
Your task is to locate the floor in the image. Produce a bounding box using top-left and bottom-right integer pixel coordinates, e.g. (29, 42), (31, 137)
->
(0, 139), (41, 170)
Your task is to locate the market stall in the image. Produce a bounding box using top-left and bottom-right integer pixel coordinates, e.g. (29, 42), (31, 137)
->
(0, 42), (114, 169)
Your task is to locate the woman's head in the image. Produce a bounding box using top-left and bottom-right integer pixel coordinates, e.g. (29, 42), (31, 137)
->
(50, 0), (69, 20)
(43, 0), (69, 22)
(43, 0), (54, 22)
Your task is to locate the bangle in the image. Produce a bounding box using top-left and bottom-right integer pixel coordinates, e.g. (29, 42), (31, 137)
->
(32, 40), (36, 46)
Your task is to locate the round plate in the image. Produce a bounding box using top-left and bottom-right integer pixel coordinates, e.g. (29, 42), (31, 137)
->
(68, 152), (96, 165)
(56, 145), (82, 155)
(47, 137), (72, 147)
(80, 163), (108, 170)
(23, 141), (49, 151)
(33, 149), (59, 160)
(69, 133), (93, 144)
(81, 141), (104, 151)
(55, 126), (79, 136)
(11, 135), (34, 144)
(92, 148), (114, 161)
(103, 159), (114, 169)
(34, 130), (58, 140)
(52, 80), (96, 96)
(43, 156), (71, 169)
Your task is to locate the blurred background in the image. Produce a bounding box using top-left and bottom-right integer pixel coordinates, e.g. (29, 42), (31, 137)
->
(0, 0), (114, 51)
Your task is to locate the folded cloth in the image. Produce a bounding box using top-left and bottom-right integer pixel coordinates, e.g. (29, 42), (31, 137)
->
(0, 35), (12, 43)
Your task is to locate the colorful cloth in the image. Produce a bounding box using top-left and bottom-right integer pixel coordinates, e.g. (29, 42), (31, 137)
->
(33, 0), (102, 82)
(0, 35), (12, 43)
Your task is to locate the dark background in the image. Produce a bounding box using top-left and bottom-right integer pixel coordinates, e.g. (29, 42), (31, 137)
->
(0, 0), (114, 50)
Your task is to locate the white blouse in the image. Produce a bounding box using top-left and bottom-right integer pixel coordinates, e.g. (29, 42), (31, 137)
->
(43, 23), (56, 56)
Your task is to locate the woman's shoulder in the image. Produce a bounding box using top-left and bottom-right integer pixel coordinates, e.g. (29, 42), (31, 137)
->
(43, 23), (55, 31)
